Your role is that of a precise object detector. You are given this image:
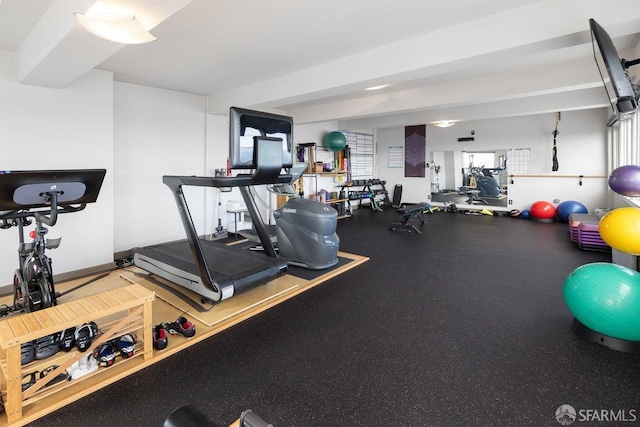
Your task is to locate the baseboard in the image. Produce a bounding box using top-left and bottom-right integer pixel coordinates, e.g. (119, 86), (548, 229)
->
(55, 262), (115, 283)
(0, 262), (115, 297)
(114, 248), (138, 262)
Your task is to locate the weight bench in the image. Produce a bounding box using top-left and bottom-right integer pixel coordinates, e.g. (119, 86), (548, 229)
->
(388, 202), (431, 233)
(459, 187), (487, 204)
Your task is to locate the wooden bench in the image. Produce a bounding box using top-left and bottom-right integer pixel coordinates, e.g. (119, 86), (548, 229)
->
(0, 285), (154, 424)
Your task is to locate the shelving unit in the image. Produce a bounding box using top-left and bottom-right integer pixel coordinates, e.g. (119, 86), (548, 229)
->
(294, 139), (353, 219)
(302, 171), (351, 219)
(0, 284), (154, 424)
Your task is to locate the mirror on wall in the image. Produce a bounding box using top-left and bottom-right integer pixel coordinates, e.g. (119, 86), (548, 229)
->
(430, 150), (508, 207)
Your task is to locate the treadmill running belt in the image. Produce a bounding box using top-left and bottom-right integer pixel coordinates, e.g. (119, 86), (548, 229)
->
(134, 239), (287, 301)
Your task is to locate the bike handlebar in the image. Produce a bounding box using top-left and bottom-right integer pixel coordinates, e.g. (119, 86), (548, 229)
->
(33, 191), (60, 226)
(0, 197), (87, 227)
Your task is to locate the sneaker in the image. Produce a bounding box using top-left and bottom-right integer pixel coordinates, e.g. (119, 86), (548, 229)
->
(92, 342), (116, 367)
(75, 322), (98, 352)
(21, 341), (35, 365)
(162, 316), (195, 338)
(152, 324), (168, 350)
(111, 333), (137, 358)
(35, 334), (59, 360)
(58, 327), (76, 352)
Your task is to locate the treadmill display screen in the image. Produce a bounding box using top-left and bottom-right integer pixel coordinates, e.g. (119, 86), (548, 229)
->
(229, 107), (293, 170)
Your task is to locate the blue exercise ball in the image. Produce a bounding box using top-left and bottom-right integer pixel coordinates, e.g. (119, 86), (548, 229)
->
(323, 131), (347, 152)
(556, 200), (588, 223)
(520, 209), (531, 219)
(563, 262), (640, 341)
(609, 164), (640, 196)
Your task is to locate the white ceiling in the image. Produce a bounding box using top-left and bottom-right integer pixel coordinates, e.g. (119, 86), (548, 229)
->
(1, 0), (640, 127)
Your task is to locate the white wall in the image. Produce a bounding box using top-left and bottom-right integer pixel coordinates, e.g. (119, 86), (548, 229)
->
(113, 82), (208, 252)
(0, 50), (114, 284)
(0, 53), (613, 286)
(376, 126), (431, 203)
(374, 109), (610, 210)
(295, 120), (339, 147)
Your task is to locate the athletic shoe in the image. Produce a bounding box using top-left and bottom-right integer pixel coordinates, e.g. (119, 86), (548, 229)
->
(162, 316), (195, 338)
(58, 327), (76, 352)
(21, 341), (35, 365)
(92, 342), (116, 367)
(111, 333), (137, 358)
(75, 321), (98, 352)
(35, 334), (59, 360)
(152, 324), (168, 350)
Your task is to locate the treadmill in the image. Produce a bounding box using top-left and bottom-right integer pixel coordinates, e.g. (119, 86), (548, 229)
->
(134, 137), (291, 303)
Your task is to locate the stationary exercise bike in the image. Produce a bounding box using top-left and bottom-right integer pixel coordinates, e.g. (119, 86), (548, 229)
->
(3, 202), (62, 312)
(0, 169), (106, 316)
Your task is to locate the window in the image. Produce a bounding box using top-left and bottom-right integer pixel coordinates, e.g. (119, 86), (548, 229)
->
(462, 151), (495, 169)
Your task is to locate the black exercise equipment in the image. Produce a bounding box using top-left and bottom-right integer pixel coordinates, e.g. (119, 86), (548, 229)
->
(464, 189), (486, 205)
(0, 169), (106, 317)
(164, 405), (273, 427)
(133, 124), (296, 306)
(458, 166), (501, 204)
(135, 108), (341, 301)
(392, 184), (402, 208)
(388, 202), (431, 233)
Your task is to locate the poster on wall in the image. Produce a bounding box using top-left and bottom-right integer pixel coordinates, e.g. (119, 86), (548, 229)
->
(388, 146), (403, 168)
(405, 125), (426, 177)
(507, 148), (531, 174)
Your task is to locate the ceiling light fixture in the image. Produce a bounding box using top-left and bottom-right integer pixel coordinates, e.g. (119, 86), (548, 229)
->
(365, 84), (390, 91)
(432, 121), (456, 128)
(75, 13), (157, 44)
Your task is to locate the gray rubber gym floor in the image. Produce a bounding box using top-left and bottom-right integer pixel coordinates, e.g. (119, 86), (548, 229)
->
(31, 207), (640, 426)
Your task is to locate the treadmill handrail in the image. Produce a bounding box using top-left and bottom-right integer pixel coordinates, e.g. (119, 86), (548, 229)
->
(163, 174), (293, 189)
(163, 177), (219, 296)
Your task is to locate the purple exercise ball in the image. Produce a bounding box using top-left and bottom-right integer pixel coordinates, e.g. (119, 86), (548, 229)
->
(609, 165), (640, 196)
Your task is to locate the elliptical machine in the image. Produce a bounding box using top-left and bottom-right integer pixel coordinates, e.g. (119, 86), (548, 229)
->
(268, 163), (340, 270)
(0, 169), (106, 316)
(469, 166), (501, 197)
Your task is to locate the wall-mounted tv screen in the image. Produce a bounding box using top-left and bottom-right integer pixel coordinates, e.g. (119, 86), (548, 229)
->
(589, 18), (638, 125)
(229, 107), (293, 170)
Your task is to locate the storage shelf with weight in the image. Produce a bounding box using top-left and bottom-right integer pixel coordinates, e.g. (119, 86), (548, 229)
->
(302, 171), (352, 219)
(342, 179), (391, 212)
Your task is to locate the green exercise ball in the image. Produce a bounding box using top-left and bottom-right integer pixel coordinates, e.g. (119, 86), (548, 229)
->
(323, 131), (347, 152)
(563, 262), (640, 341)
